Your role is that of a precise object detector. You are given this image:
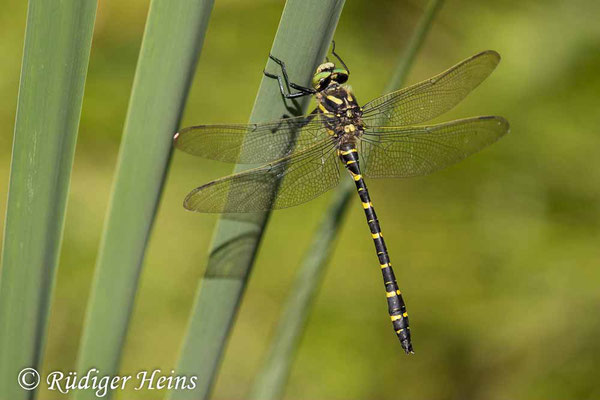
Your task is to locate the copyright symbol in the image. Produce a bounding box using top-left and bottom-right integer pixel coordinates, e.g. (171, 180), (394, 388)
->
(18, 368), (40, 390)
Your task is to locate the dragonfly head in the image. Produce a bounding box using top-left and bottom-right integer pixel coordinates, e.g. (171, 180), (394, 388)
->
(312, 62), (349, 91)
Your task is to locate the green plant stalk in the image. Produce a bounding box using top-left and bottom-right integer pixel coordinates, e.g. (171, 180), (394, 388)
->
(249, 1), (444, 398)
(249, 187), (352, 400)
(168, 1), (345, 399)
(0, 1), (97, 399)
(387, 0), (445, 95)
(74, 2), (214, 399)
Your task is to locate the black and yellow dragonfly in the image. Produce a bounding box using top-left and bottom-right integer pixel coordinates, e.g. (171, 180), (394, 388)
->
(174, 48), (509, 354)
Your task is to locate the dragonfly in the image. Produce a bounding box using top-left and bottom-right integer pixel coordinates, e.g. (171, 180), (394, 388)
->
(174, 46), (509, 354)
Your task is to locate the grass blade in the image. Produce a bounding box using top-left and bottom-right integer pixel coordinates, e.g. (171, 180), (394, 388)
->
(74, 1), (214, 399)
(0, 1), (97, 398)
(249, 1), (445, 397)
(169, 1), (345, 399)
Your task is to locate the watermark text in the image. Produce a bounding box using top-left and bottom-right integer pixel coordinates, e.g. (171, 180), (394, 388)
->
(18, 368), (197, 397)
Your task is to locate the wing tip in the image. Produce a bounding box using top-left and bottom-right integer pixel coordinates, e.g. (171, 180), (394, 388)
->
(500, 116), (510, 135)
(477, 49), (501, 65)
(477, 115), (510, 138)
(173, 127), (190, 150)
(183, 184), (208, 212)
(173, 125), (203, 150)
(182, 190), (196, 211)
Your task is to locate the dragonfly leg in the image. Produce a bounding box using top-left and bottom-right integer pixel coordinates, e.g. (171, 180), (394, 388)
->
(338, 143), (413, 354)
(266, 54), (316, 97)
(289, 82), (316, 94)
(264, 70), (312, 99)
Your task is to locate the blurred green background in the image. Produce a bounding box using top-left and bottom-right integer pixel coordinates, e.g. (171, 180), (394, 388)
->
(1, 0), (599, 399)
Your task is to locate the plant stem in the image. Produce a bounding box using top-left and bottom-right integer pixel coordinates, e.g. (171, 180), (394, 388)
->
(168, 1), (345, 399)
(249, 186), (352, 400)
(387, 0), (445, 93)
(0, 1), (97, 399)
(74, 2), (214, 399)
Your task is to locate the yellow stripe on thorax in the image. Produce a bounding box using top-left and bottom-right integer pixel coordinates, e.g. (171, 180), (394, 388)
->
(326, 95), (343, 104)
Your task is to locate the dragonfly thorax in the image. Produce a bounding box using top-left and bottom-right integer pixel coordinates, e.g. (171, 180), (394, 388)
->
(316, 84), (364, 141)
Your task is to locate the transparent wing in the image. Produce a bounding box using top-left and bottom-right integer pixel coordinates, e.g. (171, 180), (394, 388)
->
(174, 111), (333, 164)
(362, 51), (500, 127)
(359, 116), (509, 179)
(184, 139), (341, 213)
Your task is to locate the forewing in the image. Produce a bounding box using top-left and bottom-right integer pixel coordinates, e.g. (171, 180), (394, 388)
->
(184, 140), (340, 213)
(362, 51), (500, 126)
(360, 116), (509, 178)
(174, 112), (332, 164)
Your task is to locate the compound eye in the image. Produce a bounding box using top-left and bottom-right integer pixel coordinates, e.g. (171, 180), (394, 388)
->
(332, 68), (349, 84)
(318, 76), (331, 90)
(336, 73), (348, 84)
(312, 71), (332, 89)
